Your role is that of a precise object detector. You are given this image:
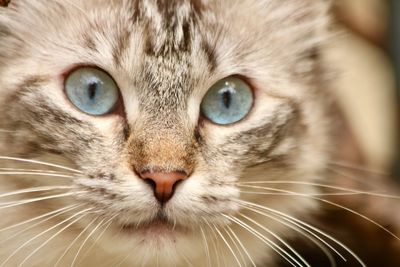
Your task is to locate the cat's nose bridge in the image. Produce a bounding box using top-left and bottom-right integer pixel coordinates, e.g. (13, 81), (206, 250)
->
(128, 130), (197, 183)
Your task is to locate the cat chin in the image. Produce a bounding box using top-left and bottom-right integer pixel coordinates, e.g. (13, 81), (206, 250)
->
(97, 225), (205, 267)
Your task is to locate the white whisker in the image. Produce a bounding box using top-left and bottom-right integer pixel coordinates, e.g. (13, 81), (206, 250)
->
(328, 161), (388, 176)
(214, 225), (243, 267)
(224, 215), (301, 267)
(236, 182), (400, 199)
(238, 190), (358, 197)
(0, 192), (82, 210)
(0, 171), (75, 179)
(317, 197), (400, 241)
(70, 217), (105, 267)
(327, 167), (384, 189)
(239, 204), (341, 266)
(200, 225), (212, 267)
(0, 167), (72, 175)
(0, 207), (93, 267)
(226, 225), (257, 267)
(239, 212), (311, 267)
(203, 220), (222, 267)
(75, 214), (117, 266)
(0, 186), (72, 199)
(181, 251), (196, 267)
(0, 156), (82, 173)
(238, 200), (366, 267)
(0, 204), (81, 234)
(54, 216), (100, 267)
(17, 212), (91, 267)
(237, 184), (400, 242)
(0, 204), (83, 247)
(223, 227), (246, 266)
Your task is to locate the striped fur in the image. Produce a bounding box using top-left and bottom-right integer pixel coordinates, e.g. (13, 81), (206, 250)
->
(0, 1), (333, 266)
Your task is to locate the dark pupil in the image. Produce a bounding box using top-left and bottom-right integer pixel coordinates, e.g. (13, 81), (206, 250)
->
(88, 82), (98, 100)
(222, 90), (232, 109)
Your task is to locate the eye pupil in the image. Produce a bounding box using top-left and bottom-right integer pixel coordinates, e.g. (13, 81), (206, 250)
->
(65, 67), (119, 116)
(222, 90), (232, 109)
(201, 77), (253, 125)
(88, 82), (98, 100)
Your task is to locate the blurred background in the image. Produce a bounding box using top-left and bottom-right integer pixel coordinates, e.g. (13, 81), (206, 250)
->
(330, 0), (399, 179)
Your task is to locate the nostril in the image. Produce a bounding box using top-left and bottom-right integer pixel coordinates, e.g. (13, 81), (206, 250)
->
(143, 178), (156, 191)
(138, 170), (189, 203)
(172, 179), (183, 193)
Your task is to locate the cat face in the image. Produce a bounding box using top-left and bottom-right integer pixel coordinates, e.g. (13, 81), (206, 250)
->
(0, 0), (332, 266)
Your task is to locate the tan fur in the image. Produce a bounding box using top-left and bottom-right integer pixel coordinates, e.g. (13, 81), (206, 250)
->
(0, 1), (336, 266)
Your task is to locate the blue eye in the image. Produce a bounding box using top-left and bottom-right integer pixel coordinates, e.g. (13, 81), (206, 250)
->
(201, 77), (253, 125)
(65, 67), (119, 116)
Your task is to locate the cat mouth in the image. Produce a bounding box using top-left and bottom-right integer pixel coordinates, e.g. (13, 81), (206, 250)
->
(120, 213), (186, 236)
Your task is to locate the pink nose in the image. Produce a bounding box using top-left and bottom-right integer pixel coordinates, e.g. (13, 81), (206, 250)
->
(139, 171), (188, 203)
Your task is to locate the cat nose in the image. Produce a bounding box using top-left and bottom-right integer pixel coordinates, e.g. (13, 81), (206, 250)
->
(139, 171), (188, 203)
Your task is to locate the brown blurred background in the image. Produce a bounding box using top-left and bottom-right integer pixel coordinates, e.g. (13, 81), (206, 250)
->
(330, 0), (399, 177)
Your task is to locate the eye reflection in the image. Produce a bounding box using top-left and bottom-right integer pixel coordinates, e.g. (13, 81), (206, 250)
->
(201, 77), (253, 125)
(64, 67), (119, 116)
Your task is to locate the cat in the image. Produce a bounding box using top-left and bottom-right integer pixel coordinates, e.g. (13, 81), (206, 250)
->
(0, 0), (398, 266)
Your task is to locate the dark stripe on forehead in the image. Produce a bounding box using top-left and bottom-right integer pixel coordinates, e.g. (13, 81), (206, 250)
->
(139, 0), (204, 57)
(202, 40), (217, 72)
(82, 33), (97, 52)
(112, 30), (132, 67)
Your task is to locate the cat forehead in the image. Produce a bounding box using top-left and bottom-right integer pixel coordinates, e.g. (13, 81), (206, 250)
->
(2, 0), (330, 107)
(100, 0), (217, 115)
(3, 0), (329, 71)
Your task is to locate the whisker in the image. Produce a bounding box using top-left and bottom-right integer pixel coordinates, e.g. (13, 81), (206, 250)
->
(0, 207), (93, 267)
(224, 214), (301, 267)
(327, 167), (383, 189)
(0, 204), (83, 245)
(239, 204), (340, 266)
(181, 251), (196, 267)
(0, 156), (82, 173)
(70, 217), (105, 267)
(17, 212), (91, 267)
(203, 220), (222, 267)
(226, 225), (257, 267)
(200, 225), (212, 267)
(0, 204), (83, 234)
(236, 182), (400, 199)
(239, 212), (311, 267)
(236, 184), (400, 242)
(317, 197), (400, 241)
(0, 192), (82, 210)
(0, 171), (75, 179)
(53, 216), (100, 267)
(214, 225), (243, 267)
(222, 227), (246, 266)
(75, 214), (118, 266)
(0, 186), (73, 200)
(111, 252), (131, 267)
(328, 161), (388, 176)
(238, 190), (358, 197)
(0, 168), (71, 175)
(238, 200), (366, 267)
